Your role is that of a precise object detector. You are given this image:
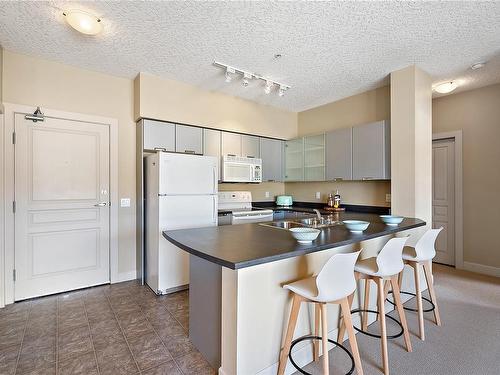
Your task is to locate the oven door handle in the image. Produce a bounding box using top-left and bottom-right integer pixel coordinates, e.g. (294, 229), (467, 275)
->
(233, 213), (274, 220)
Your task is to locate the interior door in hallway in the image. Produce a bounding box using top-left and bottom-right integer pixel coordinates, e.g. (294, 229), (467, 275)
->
(432, 138), (455, 265)
(14, 113), (110, 300)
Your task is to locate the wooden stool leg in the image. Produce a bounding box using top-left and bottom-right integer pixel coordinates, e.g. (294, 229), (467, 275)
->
(423, 261), (442, 326)
(278, 294), (302, 375)
(314, 303), (320, 361)
(340, 298), (364, 375)
(377, 280), (390, 322)
(390, 276), (412, 352)
(337, 291), (355, 343)
(362, 279), (370, 330)
(398, 269), (404, 288)
(320, 303), (329, 375)
(413, 263), (425, 340)
(377, 278), (389, 375)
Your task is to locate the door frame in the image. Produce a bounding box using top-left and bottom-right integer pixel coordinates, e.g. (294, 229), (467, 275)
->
(432, 130), (463, 269)
(1, 103), (119, 307)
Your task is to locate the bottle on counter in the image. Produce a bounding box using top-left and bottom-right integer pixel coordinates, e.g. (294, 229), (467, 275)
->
(327, 193), (335, 208)
(333, 189), (341, 209)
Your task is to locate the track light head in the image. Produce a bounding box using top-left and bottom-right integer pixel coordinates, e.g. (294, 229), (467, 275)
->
(264, 80), (273, 94)
(225, 67), (235, 83)
(242, 72), (252, 87)
(278, 85), (286, 97)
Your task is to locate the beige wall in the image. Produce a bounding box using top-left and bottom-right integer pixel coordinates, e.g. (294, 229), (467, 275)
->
(135, 72), (298, 139)
(2, 50), (137, 276)
(390, 66), (432, 231)
(286, 180), (391, 206)
(433, 83), (500, 268)
(219, 182), (285, 202)
(289, 86), (391, 206)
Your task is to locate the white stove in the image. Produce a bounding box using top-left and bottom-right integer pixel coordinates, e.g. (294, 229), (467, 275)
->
(218, 191), (274, 225)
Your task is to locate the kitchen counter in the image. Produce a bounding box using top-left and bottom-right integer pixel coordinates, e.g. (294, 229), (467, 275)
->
(163, 213), (426, 374)
(162, 212), (425, 269)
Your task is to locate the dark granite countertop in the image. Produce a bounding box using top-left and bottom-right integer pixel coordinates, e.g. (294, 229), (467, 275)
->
(163, 212), (425, 270)
(253, 201), (391, 215)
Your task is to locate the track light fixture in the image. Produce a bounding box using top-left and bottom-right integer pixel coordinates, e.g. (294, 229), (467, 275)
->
(213, 61), (291, 97)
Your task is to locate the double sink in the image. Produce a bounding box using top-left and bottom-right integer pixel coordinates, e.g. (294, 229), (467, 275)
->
(261, 215), (343, 230)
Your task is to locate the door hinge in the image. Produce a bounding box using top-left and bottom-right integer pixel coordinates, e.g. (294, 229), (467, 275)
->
(13, 269), (16, 282)
(12, 132), (16, 144)
(12, 201), (16, 213)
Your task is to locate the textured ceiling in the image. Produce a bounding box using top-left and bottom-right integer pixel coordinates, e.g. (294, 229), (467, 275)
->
(1, 1), (500, 111)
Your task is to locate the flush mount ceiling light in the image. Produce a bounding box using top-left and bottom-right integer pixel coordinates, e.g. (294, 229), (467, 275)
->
(471, 62), (486, 70)
(63, 10), (103, 35)
(433, 81), (458, 94)
(213, 61), (291, 97)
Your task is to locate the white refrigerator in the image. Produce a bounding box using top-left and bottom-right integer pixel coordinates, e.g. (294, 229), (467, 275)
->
(145, 152), (218, 294)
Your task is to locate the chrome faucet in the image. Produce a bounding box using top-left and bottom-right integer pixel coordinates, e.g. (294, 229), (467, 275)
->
(313, 209), (322, 220)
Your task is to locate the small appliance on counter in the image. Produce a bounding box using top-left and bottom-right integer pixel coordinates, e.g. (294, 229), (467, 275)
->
(218, 191), (274, 225)
(276, 195), (293, 207)
(324, 189), (345, 212)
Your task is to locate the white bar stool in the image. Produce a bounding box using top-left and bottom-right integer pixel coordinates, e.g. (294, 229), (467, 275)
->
(277, 251), (363, 375)
(338, 238), (412, 375)
(387, 228), (443, 341)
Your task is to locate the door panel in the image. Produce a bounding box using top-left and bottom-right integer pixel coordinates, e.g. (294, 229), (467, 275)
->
(432, 139), (455, 265)
(176, 124), (203, 154)
(143, 119), (175, 151)
(241, 135), (260, 158)
(159, 153), (217, 195)
(221, 132), (241, 156)
(260, 138), (283, 182)
(15, 114), (110, 300)
(326, 127), (353, 180)
(203, 129), (221, 181)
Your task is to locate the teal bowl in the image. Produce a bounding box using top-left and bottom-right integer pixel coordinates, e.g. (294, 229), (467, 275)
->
(343, 220), (370, 233)
(380, 215), (404, 225)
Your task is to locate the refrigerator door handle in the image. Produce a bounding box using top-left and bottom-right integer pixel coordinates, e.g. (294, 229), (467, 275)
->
(213, 196), (217, 223)
(212, 166), (217, 193)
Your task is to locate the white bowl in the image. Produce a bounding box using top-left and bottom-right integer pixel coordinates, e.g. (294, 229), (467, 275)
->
(343, 220), (370, 233)
(379, 215), (404, 225)
(289, 227), (321, 243)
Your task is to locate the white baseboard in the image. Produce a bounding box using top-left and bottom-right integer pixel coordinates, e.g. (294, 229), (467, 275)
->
(115, 270), (138, 283)
(463, 262), (500, 277)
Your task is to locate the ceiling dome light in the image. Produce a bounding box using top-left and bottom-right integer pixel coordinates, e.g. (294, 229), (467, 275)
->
(63, 10), (103, 35)
(434, 81), (458, 94)
(471, 62), (486, 70)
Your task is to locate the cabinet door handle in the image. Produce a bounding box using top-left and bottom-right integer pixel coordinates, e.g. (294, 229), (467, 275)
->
(153, 147), (167, 152)
(246, 155), (255, 158)
(94, 202), (108, 207)
(362, 177), (375, 180)
(332, 177), (344, 181)
(227, 154), (236, 157)
(184, 150), (196, 154)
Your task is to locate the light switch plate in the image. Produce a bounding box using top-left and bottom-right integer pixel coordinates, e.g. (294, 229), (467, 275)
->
(386, 194), (391, 203)
(120, 198), (131, 207)
(265, 191), (270, 198)
(315, 192), (321, 200)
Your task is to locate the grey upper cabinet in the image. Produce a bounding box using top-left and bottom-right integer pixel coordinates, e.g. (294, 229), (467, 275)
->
(221, 132), (242, 156)
(260, 138), (284, 182)
(175, 124), (203, 154)
(143, 119), (175, 151)
(352, 120), (390, 180)
(241, 135), (260, 159)
(326, 127), (353, 180)
(203, 129), (222, 180)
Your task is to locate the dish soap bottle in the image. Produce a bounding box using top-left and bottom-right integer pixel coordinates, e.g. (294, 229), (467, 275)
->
(333, 189), (341, 209)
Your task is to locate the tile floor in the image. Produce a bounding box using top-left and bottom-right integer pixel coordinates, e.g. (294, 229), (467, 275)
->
(0, 280), (216, 375)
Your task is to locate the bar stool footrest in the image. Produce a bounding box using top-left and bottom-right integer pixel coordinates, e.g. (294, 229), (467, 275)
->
(350, 309), (404, 339)
(289, 335), (355, 375)
(386, 290), (435, 312)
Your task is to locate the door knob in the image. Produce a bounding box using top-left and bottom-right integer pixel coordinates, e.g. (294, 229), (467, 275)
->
(94, 202), (108, 207)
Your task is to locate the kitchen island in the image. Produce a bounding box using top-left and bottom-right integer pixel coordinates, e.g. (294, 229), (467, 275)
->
(163, 213), (426, 375)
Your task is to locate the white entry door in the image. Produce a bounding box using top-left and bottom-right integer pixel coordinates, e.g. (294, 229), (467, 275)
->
(432, 139), (455, 265)
(14, 113), (110, 300)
